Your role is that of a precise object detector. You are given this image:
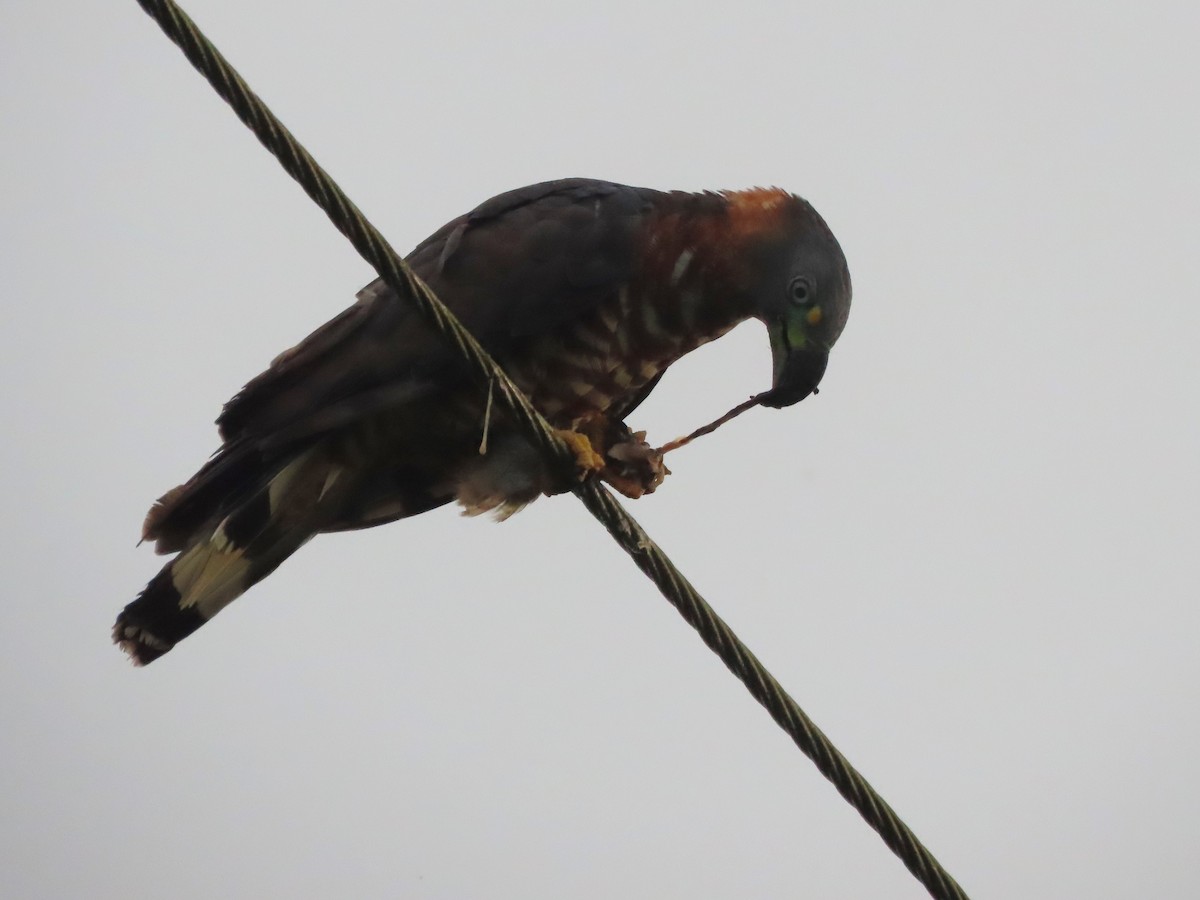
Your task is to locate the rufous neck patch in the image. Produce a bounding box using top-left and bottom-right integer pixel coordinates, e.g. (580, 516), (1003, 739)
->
(639, 186), (803, 321)
(720, 187), (796, 243)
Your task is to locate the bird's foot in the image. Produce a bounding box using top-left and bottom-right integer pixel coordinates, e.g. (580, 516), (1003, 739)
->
(555, 429), (606, 480)
(566, 415), (670, 499)
(551, 417), (670, 499)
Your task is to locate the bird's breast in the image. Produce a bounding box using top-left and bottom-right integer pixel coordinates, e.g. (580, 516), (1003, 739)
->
(505, 285), (733, 425)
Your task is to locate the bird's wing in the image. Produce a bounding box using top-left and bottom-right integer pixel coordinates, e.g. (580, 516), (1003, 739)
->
(217, 178), (658, 446)
(145, 179), (661, 553)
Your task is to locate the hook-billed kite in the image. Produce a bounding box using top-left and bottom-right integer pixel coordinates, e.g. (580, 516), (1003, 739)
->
(114, 178), (852, 664)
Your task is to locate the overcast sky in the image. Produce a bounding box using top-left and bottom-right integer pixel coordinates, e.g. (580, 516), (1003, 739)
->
(3, 2), (1198, 897)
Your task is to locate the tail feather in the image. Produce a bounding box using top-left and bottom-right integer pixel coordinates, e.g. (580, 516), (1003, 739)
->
(141, 439), (279, 555)
(114, 448), (344, 665)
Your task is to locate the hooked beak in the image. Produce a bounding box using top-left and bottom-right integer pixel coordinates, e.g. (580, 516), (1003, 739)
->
(761, 322), (829, 409)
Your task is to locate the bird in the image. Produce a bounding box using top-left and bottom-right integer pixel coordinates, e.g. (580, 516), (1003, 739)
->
(113, 177), (852, 665)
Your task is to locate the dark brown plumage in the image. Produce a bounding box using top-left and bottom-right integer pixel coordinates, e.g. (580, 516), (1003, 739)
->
(115, 178), (851, 664)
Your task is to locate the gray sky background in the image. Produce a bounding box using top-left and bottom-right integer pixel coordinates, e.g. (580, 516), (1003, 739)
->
(3, 2), (1198, 897)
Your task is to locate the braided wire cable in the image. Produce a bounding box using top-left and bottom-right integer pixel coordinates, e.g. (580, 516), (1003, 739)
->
(133, 2), (968, 897)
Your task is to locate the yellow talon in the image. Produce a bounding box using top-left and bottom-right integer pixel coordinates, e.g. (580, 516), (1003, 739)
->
(557, 429), (605, 479)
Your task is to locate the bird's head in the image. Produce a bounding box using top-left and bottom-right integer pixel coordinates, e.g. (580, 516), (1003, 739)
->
(725, 189), (852, 408)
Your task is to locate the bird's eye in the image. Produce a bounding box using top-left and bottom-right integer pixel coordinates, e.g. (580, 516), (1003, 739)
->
(789, 276), (813, 306)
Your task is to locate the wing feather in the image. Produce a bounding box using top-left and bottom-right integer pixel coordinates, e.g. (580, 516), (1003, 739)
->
(217, 178), (658, 445)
